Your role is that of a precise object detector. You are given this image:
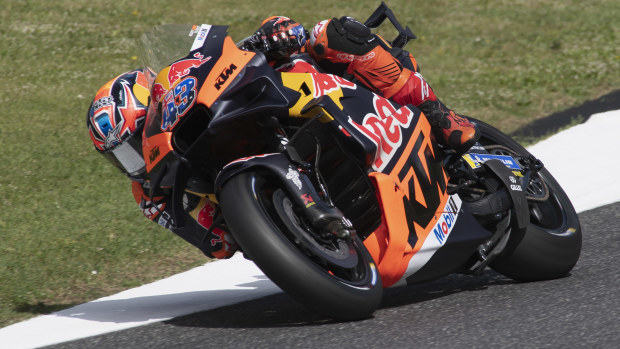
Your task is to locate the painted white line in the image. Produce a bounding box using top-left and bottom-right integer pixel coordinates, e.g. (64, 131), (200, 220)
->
(0, 254), (280, 349)
(527, 110), (620, 213)
(1, 110), (619, 349)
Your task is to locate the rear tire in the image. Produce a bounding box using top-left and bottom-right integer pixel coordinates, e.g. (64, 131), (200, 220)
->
(219, 171), (383, 320)
(473, 119), (582, 281)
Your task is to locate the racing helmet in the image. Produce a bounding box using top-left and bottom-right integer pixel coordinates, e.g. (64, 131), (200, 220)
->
(86, 69), (150, 177)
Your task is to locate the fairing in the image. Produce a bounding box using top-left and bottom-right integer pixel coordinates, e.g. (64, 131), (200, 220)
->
(278, 72), (492, 287)
(139, 24), (257, 178)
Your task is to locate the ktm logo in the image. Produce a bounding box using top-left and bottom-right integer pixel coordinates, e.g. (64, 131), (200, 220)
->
(149, 146), (160, 163)
(398, 130), (447, 230)
(214, 64), (237, 90)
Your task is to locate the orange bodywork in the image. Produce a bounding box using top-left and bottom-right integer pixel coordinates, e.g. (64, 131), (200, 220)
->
(143, 35), (255, 174)
(363, 113), (451, 287)
(144, 132), (173, 173)
(196, 36), (255, 108)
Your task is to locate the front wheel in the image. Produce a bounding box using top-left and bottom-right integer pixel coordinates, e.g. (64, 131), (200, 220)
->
(219, 171), (382, 320)
(473, 119), (582, 281)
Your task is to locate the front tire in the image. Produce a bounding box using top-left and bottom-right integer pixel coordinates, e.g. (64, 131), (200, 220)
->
(219, 171), (383, 320)
(472, 119), (582, 281)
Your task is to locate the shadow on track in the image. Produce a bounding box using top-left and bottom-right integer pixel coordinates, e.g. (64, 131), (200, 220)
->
(164, 270), (516, 329)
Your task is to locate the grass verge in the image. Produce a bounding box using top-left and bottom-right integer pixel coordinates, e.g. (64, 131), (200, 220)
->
(1, 0), (618, 327)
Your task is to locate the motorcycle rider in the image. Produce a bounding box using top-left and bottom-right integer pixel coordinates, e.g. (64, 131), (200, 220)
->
(248, 16), (480, 153)
(86, 15), (479, 260)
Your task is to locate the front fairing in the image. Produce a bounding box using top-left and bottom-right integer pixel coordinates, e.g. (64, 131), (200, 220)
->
(138, 23), (303, 185)
(139, 24), (255, 177)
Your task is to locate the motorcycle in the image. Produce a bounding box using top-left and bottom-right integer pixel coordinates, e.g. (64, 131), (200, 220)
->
(137, 3), (581, 320)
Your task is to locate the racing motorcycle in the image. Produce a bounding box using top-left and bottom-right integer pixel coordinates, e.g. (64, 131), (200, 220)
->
(138, 3), (581, 320)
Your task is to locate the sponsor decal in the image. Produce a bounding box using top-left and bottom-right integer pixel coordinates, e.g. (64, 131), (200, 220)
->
(168, 53), (211, 84)
(469, 144), (486, 152)
(398, 194), (463, 285)
(335, 51), (376, 62)
(152, 53), (211, 103)
(462, 153), (521, 170)
(148, 145), (160, 163)
(432, 196), (462, 244)
(347, 95), (415, 171)
(188, 25), (200, 36)
(168, 52), (211, 85)
(308, 73), (356, 97)
(301, 194), (315, 208)
(209, 233), (222, 247)
(509, 175), (523, 191)
(214, 63), (237, 90)
(161, 77), (197, 131)
(286, 167), (303, 190)
(92, 96), (113, 111)
(152, 83), (167, 104)
(104, 123), (123, 149)
(189, 24), (212, 51)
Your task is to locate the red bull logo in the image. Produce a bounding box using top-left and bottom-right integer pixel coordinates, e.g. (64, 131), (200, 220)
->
(152, 52), (211, 103)
(168, 52), (211, 84)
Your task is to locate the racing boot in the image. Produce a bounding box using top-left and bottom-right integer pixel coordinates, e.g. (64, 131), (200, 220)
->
(389, 74), (480, 154)
(416, 100), (480, 154)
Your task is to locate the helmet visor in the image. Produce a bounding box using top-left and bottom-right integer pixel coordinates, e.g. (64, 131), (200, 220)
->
(101, 133), (146, 176)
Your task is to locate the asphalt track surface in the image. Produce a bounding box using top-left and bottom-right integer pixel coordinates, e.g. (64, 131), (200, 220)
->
(43, 201), (620, 349)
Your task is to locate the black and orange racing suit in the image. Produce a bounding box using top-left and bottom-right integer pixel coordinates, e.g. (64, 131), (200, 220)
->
(259, 15), (480, 153)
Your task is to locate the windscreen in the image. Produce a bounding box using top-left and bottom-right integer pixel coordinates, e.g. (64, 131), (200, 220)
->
(138, 24), (203, 89)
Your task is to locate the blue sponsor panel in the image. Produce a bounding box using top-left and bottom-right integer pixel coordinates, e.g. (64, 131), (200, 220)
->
(462, 153), (521, 170)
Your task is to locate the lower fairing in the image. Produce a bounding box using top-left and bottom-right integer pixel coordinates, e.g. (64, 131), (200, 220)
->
(393, 195), (492, 287)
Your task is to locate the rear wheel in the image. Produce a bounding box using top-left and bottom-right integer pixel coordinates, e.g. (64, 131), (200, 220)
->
(219, 171), (382, 320)
(474, 119), (582, 281)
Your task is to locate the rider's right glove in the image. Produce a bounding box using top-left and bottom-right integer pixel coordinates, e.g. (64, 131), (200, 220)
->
(131, 181), (173, 229)
(244, 16), (308, 61)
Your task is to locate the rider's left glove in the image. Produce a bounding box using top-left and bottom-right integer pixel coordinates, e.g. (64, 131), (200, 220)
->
(247, 16), (308, 60)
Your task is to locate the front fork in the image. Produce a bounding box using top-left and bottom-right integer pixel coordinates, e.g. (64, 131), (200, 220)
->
(215, 147), (355, 241)
(280, 141), (356, 240)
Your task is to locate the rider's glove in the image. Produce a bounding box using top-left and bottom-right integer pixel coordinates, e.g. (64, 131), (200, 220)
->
(131, 181), (173, 228)
(243, 16), (308, 61)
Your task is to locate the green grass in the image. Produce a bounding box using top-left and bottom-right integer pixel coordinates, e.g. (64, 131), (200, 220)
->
(1, 0), (618, 327)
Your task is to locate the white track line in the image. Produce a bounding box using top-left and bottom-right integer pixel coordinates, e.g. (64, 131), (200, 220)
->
(527, 110), (620, 213)
(1, 110), (619, 349)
